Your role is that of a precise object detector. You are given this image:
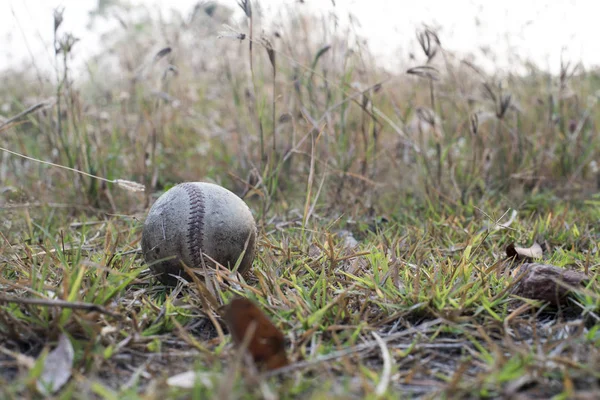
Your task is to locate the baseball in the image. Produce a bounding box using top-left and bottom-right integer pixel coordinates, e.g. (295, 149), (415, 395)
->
(141, 182), (257, 285)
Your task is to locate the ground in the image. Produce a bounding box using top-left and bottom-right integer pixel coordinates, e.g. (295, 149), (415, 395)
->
(1, 1), (599, 399)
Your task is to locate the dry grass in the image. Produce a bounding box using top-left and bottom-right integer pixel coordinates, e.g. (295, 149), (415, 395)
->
(1, 1), (600, 399)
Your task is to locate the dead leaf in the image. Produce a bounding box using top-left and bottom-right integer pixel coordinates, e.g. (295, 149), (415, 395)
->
(506, 242), (543, 262)
(222, 297), (289, 371)
(36, 333), (74, 395)
(308, 243), (322, 259)
(511, 263), (588, 306)
(167, 370), (215, 389)
(337, 230), (359, 250)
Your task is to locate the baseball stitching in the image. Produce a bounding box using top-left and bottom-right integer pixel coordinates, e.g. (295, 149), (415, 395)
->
(182, 183), (205, 264)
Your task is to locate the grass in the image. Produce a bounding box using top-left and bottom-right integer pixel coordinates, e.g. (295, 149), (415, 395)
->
(1, 1), (600, 398)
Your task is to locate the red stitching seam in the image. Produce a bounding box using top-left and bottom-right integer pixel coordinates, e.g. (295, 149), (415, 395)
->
(181, 183), (205, 265)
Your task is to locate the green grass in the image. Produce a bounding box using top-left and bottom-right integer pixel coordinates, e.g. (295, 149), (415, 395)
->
(1, 1), (600, 399)
(1, 197), (598, 398)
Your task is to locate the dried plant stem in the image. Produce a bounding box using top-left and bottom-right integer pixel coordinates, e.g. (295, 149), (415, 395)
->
(0, 147), (144, 192)
(0, 295), (120, 318)
(271, 60), (277, 158)
(428, 79), (442, 189)
(238, 0), (265, 166)
(264, 318), (443, 378)
(0, 100), (54, 131)
(302, 130), (317, 231)
(226, 29), (418, 154)
(373, 332), (392, 396)
(54, 38), (73, 168)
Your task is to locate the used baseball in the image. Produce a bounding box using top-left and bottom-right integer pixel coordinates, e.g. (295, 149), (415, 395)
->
(141, 182), (257, 285)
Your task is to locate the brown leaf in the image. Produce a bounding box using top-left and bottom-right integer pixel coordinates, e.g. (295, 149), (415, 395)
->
(511, 263), (588, 306)
(222, 297), (289, 371)
(506, 242), (543, 262)
(263, 37), (276, 71)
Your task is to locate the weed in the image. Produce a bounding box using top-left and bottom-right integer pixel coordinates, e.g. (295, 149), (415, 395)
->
(0, 1), (599, 399)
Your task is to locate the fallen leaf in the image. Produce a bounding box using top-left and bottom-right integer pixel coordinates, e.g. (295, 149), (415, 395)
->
(36, 333), (74, 395)
(308, 243), (322, 259)
(511, 263), (588, 306)
(222, 297), (289, 371)
(506, 242), (543, 262)
(336, 230), (359, 250)
(167, 370), (215, 389)
(100, 325), (118, 336)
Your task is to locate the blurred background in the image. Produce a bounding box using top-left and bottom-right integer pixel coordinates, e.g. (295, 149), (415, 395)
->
(2, 0), (598, 74)
(1, 0), (599, 215)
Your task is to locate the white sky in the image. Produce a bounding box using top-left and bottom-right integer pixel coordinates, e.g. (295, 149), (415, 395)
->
(1, 0), (597, 75)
